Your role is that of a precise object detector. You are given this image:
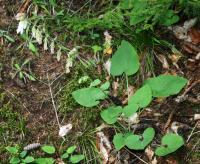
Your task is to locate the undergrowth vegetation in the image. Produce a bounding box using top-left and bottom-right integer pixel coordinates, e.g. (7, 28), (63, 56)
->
(1, 0), (200, 163)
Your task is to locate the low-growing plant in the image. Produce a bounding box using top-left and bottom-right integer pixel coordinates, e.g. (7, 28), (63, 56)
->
(72, 40), (188, 157)
(6, 145), (84, 164)
(12, 59), (36, 82)
(6, 146), (34, 164)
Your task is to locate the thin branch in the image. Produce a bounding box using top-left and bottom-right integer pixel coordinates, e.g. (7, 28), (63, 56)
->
(47, 73), (61, 128)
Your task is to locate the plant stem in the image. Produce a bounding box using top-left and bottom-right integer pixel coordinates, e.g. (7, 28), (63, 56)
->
(47, 73), (61, 128)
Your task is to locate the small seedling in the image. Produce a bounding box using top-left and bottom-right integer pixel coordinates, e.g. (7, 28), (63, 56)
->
(61, 145), (85, 164)
(6, 146), (35, 164)
(12, 59), (36, 82)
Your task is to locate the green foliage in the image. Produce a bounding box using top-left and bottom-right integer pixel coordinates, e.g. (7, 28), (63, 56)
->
(0, 30), (15, 42)
(123, 103), (139, 117)
(34, 158), (55, 164)
(180, 0), (200, 18)
(67, 146), (77, 154)
(6, 147), (18, 155)
(125, 128), (155, 150)
(120, 0), (179, 31)
(100, 106), (122, 124)
(5, 144), (84, 164)
(144, 75), (188, 97)
(110, 40), (139, 76)
(72, 87), (107, 107)
(72, 38), (188, 156)
(155, 134), (184, 156)
(113, 133), (132, 150)
(61, 145), (85, 164)
(6, 146), (35, 164)
(69, 155), (85, 164)
(12, 59), (36, 82)
(128, 84), (152, 108)
(41, 145), (55, 154)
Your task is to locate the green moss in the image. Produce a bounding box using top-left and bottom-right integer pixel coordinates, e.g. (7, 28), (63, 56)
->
(0, 90), (24, 160)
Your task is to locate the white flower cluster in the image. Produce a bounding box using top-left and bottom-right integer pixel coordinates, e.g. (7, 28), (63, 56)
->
(15, 13), (29, 35)
(66, 48), (78, 74)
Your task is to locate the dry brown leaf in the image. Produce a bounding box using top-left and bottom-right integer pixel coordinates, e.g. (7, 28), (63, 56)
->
(96, 132), (112, 164)
(189, 27), (200, 45)
(145, 146), (154, 161)
(112, 80), (119, 97)
(156, 54), (169, 69)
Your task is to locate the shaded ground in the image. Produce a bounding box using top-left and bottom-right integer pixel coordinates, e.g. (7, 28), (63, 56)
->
(0, 0), (200, 163)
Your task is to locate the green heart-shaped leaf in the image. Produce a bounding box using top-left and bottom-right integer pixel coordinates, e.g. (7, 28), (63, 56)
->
(72, 87), (107, 107)
(100, 106), (122, 124)
(125, 128), (155, 150)
(145, 75), (188, 97)
(113, 133), (132, 150)
(155, 134), (184, 156)
(110, 40), (140, 76)
(123, 103), (139, 117)
(41, 145), (55, 154)
(128, 85), (152, 108)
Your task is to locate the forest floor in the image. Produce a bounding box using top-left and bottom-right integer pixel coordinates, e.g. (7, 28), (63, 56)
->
(0, 0), (200, 164)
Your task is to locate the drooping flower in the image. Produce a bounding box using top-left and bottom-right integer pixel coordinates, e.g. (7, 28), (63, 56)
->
(35, 28), (43, 45)
(50, 40), (55, 54)
(17, 19), (28, 34)
(15, 13), (28, 35)
(43, 36), (48, 51)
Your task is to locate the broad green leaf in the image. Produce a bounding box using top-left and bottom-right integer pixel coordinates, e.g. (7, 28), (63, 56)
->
(6, 146), (18, 154)
(72, 87), (107, 107)
(155, 134), (184, 156)
(41, 145), (55, 154)
(100, 106), (122, 124)
(128, 85), (152, 108)
(10, 157), (20, 164)
(67, 145), (76, 154)
(100, 81), (110, 91)
(123, 103), (138, 117)
(89, 79), (101, 87)
(35, 158), (55, 164)
(145, 75), (188, 97)
(125, 128), (155, 150)
(110, 40), (140, 76)
(23, 156), (35, 163)
(113, 133), (132, 150)
(70, 155), (85, 164)
(61, 152), (69, 159)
